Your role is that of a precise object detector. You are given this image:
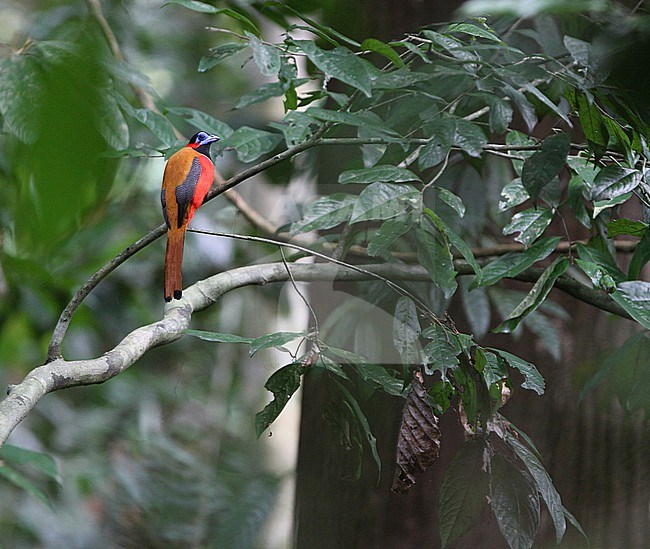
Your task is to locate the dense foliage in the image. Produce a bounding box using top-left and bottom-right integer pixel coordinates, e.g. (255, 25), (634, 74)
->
(1, 0), (649, 547)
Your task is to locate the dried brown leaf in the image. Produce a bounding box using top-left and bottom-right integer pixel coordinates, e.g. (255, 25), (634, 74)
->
(391, 372), (441, 493)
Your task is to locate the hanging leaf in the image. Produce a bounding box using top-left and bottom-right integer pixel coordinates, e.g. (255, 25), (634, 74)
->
(350, 182), (420, 223)
(503, 208), (554, 247)
(249, 331), (306, 356)
(521, 133), (570, 202)
(494, 256), (569, 333)
(223, 126), (282, 162)
(391, 373), (441, 493)
(416, 227), (457, 299)
(294, 40), (374, 97)
(290, 194), (356, 235)
(419, 118), (457, 169)
(198, 43), (247, 72)
(590, 166), (639, 201)
(490, 453), (541, 549)
(478, 237), (560, 288)
(421, 324), (461, 377)
(339, 165), (420, 185)
(360, 38), (405, 67)
(367, 217), (412, 256)
(393, 297), (422, 365)
(439, 440), (488, 547)
(628, 228), (650, 280)
(246, 32), (281, 76)
(255, 362), (305, 437)
(184, 329), (254, 344)
(490, 349), (545, 394)
(606, 218), (647, 238)
(611, 281), (650, 330)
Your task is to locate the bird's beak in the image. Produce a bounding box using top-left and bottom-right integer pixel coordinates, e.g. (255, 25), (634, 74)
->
(203, 134), (220, 145)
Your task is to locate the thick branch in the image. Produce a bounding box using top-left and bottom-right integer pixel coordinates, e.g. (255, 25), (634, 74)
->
(6, 260), (632, 447)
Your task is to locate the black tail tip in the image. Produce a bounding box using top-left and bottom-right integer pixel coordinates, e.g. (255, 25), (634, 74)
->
(164, 290), (183, 302)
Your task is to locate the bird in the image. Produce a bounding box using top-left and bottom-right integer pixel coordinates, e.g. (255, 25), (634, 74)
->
(161, 130), (220, 302)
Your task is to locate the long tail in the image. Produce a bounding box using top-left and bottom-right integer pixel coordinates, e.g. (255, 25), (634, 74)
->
(164, 228), (186, 301)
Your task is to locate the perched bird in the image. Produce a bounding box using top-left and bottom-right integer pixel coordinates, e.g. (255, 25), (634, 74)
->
(161, 131), (220, 301)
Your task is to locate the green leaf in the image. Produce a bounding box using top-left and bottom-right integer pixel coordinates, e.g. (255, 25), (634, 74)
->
(475, 349), (507, 388)
(249, 331), (306, 357)
(295, 40), (373, 97)
(524, 82), (572, 127)
(306, 107), (396, 134)
(433, 187), (466, 217)
(0, 445), (59, 482)
(421, 324), (460, 377)
(593, 192), (633, 218)
(350, 182), (419, 223)
(490, 349), (545, 394)
(503, 208), (554, 247)
(360, 38), (405, 67)
(454, 119), (487, 158)
(184, 329), (254, 344)
(439, 440), (488, 547)
(268, 2), (360, 47)
(236, 81), (307, 109)
(478, 237), (560, 287)
(494, 256), (569, 333)
(246, 31), (281, 76)
(255, 362), (303, 436)
(275, 110), (316, 146)
(224, 126), (282, 162)
(416, 227), (457, 299)
(166, 107), (233, 138)
(486, 95), (514, 134)
(629, 228), (650, 279)
(506, 434), (566, 544)
(98, 94), (129, 150)
(290, 194), (356, 235)
(0, 465), (50, 506)
(521, 133), (570, 202)
(576, 242), (627, 283)
(135, 108), (178, 147)
(339, 165), (420, 185)
(611, 281), (650, 329)
(391, 40), (433, 63)
(607, 218), (647, 238)
(335, 380), (381, 477)
(490, 453), (541, 549)
(419, 118), (456, 169)
(367, 217), (412, 256)
(424, 209), (481, 283)
(590, 166), (639, 201)
(198, 43), (247, 72)
(163, 0), (219, 13)
(499, 178), (529, 211)
(355, 363), (406, 396)
(316, 354), (349, 380)
(393, 297), (421, 365)
(447, 22), (503, 42)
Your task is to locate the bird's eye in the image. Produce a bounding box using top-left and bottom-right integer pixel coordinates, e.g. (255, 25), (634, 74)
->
(197, 132), (207, 142)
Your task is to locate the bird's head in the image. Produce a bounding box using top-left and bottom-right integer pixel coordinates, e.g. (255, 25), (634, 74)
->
(187, 131), (220, 154)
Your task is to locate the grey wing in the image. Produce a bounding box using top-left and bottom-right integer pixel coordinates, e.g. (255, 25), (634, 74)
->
(175, 157), (202, 229)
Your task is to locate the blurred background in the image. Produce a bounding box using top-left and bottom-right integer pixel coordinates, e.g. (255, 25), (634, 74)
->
(0, 0), (649, 547)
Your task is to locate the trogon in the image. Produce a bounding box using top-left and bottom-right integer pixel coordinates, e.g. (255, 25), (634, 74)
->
(161, 131), (220, 302)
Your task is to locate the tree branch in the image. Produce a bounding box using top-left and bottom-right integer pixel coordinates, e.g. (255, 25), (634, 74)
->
(9, 259), (633, 447)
